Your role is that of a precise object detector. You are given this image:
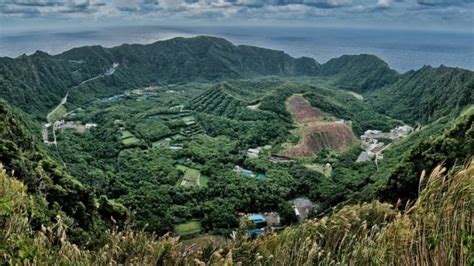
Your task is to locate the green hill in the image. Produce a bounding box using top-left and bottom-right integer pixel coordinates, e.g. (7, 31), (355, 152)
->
(366, 65), (474, 124)
(321, 54), (399, 92)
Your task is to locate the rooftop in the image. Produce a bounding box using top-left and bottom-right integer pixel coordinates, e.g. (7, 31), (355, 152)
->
(249, 214), (266, 223)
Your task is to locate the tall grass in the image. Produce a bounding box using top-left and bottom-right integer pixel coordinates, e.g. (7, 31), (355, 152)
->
(1, 159), (472, 265)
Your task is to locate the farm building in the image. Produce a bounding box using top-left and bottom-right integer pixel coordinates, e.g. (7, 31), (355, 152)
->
(247, 147), (262, 158)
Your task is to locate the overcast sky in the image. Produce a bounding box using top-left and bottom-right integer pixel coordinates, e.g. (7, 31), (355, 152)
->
(1, 0), (473, 32)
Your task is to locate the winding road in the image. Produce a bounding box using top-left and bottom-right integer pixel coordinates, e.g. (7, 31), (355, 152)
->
(44, 63), (119, 167)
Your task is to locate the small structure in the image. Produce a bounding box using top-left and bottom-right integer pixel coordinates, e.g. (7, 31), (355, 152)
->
(264, 212), (280, 227)
(247, 147), (262, 159)
(270, 155), (295, 164)
(241, 169), (253, 177)
(361, 130), (384, 140)
(85, 123), (98, 129)
(234, 166), (262, 179)
(246, 214), (267, 237)
(293, 198), (314, 222)
(169, 144), (183, 150)
(248, 214), (266, 224)
(390, 125), (413, 139)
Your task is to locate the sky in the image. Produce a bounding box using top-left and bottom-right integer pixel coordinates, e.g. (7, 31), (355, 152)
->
(1, 0), (473, 33)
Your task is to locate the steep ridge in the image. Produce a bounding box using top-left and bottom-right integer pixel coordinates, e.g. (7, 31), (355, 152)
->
(366, 65), (474, 124)
(1, 36), (401, 116)
(0, 100), (126, 246)
(58, 36), (321, 84)
(379, 106), (474, 203)
(0, 51), (103, 116)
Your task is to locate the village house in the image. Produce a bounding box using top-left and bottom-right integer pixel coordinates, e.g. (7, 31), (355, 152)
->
(247, 147), (262, 158)
(361, 129), (385, 140)
(390, 125), (414, 139)
(293, 198), (313, 222)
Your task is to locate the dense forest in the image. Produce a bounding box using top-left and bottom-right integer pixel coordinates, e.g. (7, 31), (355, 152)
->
(0, 36), (472, 264)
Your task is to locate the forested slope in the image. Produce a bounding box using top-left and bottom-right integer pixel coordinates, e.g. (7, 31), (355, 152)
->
(366, 65), (474, 124)
(379, 106), (474, 202)
(0, 100), (126, 246)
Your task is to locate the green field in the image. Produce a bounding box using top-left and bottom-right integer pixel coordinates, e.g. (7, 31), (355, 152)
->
(121, 130), (140, 145)
(174, 221), (202, 236)
(304, 163), (332, 177)
(199, 175), (209, 186)
(176, 165), (200, 187)
(176, 165), (209, 187)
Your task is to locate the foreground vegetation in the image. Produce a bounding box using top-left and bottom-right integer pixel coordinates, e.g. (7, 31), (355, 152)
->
(2, 157), (472, 264)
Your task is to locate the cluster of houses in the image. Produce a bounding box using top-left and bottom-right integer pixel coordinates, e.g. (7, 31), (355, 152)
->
(242, 213), (281, 237)
(357, 125), (414, 163)
(240, 198), (315, 238)
(43, 120), (98, 144)
(360, 125), (414, 141)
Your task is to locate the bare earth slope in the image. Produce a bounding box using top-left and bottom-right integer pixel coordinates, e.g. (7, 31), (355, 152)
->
(283, 94), (355, 157)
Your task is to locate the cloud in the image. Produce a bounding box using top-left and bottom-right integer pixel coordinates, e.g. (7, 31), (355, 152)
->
(0, 0), (472, 33)
(417, 0), (473, 6)
(233, 0), (349, 8)
(2, 0), (61, 7)
(0, 0), (109, 15)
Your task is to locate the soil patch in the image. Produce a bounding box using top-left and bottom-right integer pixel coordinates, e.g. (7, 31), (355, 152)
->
(283, 94), (355, 157)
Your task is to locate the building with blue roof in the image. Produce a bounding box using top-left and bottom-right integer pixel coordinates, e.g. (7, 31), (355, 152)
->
(246, 228), (263, 237)
(241, 169), (253, 177)
(248, 214), (266, 224)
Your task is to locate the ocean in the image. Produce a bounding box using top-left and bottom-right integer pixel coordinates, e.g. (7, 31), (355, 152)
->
(1, 25), (473, 73)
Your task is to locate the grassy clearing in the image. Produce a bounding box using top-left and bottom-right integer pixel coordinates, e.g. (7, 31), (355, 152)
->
(47, 105), (67, 122)
(176, 165), (206, 187)
(121, 130), (134, 139)
(174, 221), (202, 236)
(152, 139), (170, 148)
(121, 130), (140, 145)
(199, 174), (209, 186)
(181, 116), (195, 123)
(305, 163), (332, 177)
